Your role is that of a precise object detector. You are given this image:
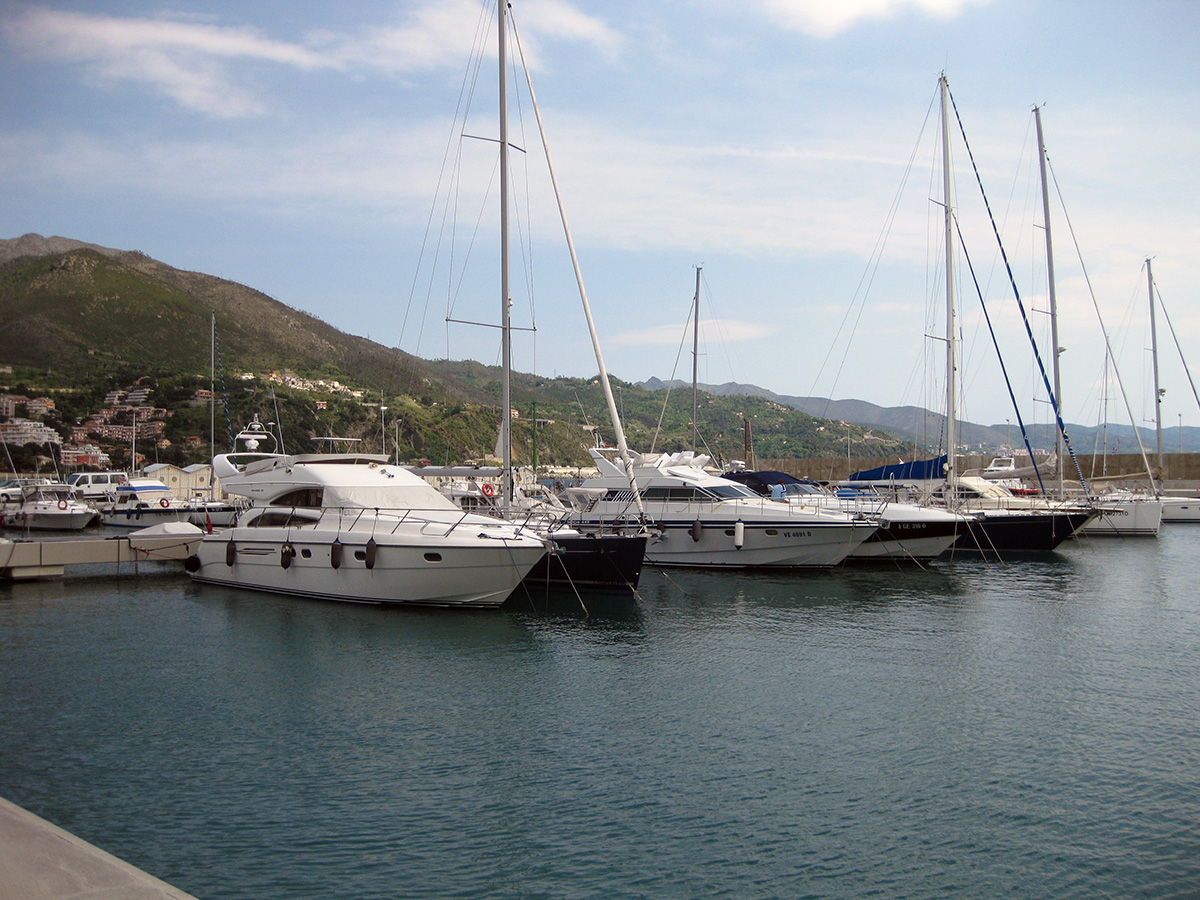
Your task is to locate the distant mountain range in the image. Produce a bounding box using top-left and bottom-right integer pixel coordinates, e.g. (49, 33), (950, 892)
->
(638, 378), (1200, 455)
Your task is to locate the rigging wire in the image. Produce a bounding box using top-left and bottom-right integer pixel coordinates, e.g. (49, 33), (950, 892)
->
(954, 218), (1050, 496)
(1153, 275), (1200, 414)
(804, 88), (939, 423)
(398, 0), (492, 364)
(1045, 155), (1157, 484)
(946, 84), (1090, 493)
(648, 290), (701, 455)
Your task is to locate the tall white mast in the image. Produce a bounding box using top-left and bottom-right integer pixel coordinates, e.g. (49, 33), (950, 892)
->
(691, 266), (701, 455)
(1034, 106), (1065, 495)
(940, 75), (957, 486)
(1148, 258), (1163, 469)
(210, 312), (216, 498)
(498, 0), (513, 509)
(510, 9), (644, 517)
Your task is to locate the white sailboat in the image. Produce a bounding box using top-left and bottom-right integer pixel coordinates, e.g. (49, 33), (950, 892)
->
(927, 76), (1095, 552)
(1025, 110), (1161, 536)
(411, 1), (648, 593)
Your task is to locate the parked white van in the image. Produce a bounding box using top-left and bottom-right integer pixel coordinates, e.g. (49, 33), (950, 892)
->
(65, 471), (129, 500)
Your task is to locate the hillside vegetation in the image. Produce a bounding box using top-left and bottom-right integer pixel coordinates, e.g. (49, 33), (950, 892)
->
(1, 235), (914, 468)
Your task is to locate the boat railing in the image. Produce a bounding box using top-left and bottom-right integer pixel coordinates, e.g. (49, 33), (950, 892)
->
(251, 504), (542, 542)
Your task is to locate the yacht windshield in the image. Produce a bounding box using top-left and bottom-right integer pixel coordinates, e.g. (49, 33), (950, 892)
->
(704, 484), (758, 500)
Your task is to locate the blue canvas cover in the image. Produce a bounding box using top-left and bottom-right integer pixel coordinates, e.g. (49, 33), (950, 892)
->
(848, 455), (947, 482)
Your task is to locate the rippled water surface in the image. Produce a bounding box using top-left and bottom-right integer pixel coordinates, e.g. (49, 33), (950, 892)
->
(3, 529), (1200, 899)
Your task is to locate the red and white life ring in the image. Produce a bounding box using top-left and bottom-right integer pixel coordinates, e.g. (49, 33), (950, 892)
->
(481, 482), (495, 497)
(159, 498), (170, 508)
(58, 499), (68, 510)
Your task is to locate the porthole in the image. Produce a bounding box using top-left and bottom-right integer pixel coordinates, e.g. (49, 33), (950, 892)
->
(424, 552), (443, 562)
(300, 548), (312, 559)
(354, 550), (366, 561)
(766, 529), (778, 536)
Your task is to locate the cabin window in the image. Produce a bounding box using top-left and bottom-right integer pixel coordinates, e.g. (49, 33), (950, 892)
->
(248, 510), (320, 528)
(602, 489), (638, 503)
(271, 488), (323, 508)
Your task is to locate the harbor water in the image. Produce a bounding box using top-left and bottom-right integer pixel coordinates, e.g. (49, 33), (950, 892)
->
(2, 529), (1200, 899)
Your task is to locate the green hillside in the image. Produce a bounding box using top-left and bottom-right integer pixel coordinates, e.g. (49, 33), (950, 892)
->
(0, 235), (913, 469)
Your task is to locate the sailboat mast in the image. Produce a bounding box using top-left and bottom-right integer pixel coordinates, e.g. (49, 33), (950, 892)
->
(1148, 258), (1163, 468)
(210, 312), (216, 499)
(509, 11), (645, 518)
(1034, 106), (1064, 495)
(692, 266), (701, 455)
(939, 75), (957, 486)
(498, 0), (513, 508)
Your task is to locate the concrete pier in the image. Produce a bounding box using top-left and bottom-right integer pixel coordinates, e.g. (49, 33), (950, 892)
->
(0, 796), (200, 900)
(0, 524), (202, 580)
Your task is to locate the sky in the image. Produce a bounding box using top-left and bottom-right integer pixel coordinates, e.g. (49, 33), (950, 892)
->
(3, 0), (1200, 437)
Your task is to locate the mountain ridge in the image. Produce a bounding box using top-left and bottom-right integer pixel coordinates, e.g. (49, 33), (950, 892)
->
(638, 377), (1200, 454)
(1, 234), (914, 465)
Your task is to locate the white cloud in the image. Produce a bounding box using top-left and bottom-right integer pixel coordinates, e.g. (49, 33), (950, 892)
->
(0, 2), (621, 117)
(752, 0), (997, 38)
(2, 8), (333, 117)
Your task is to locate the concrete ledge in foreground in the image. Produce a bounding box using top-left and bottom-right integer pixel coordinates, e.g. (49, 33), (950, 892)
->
(0, 796), (199, 900)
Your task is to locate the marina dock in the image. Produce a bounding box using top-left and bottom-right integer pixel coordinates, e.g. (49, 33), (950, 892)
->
(0, 525), (202, 580)
(0, 796), (199, 900)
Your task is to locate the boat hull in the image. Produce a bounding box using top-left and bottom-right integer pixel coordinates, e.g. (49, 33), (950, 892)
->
(848, 517), (962, 561)
(101, 506), (190, 528)
(635, 519), (876, 568)
(516, 532), (647, 594)
(1075, 499), (1162, 536)
(189, 525), (546, 608)
(1160, 497), (1200, 523)
(6, 509), (100, 531)
(953, 509), (1094, 552)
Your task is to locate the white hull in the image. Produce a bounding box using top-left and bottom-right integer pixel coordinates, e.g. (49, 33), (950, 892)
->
(639, 518), (875, 568)
(1160, 497), (1200, 523)
(189, 520), (546, 608)
(7, 508), (99, 531)
(101, 506), (191, 528)
(1076, 498), (1162, 536)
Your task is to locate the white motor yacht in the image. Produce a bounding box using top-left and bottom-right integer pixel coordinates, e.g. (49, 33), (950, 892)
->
(563, 449), (876, 568)
(99, 479), (191, 528)
(724, 470), (967, 562)
(185, 419), (549, 608)
(5, 482), (100, 531)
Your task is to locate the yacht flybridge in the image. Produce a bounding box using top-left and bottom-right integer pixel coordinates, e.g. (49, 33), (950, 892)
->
(564, 449), (877, 568)
(185, 418), (550, 608)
